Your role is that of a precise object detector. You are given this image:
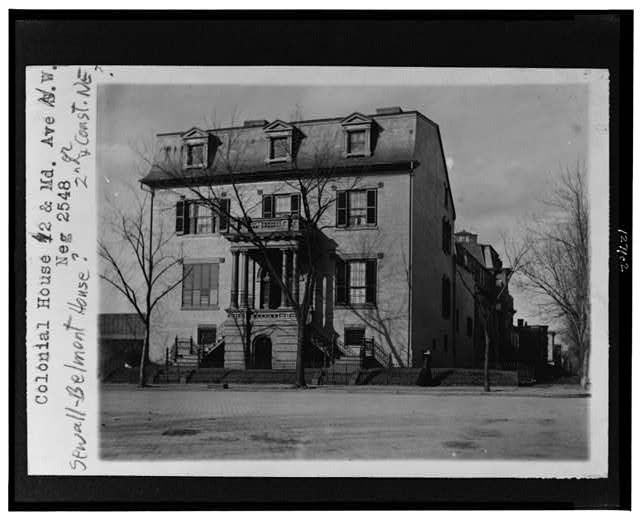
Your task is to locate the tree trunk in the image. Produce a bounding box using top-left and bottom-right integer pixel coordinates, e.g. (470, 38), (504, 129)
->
(139, 324), (150, 387)
(295, 318), (306, 388)
(580, 343), (590, 389)
(483, 326), (490, 392)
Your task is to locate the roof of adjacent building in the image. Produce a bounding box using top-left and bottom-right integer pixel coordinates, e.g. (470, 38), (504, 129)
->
(141, 110), (436, 185)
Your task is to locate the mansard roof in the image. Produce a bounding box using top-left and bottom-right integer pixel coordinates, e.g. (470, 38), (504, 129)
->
(142, 110), (437, 188)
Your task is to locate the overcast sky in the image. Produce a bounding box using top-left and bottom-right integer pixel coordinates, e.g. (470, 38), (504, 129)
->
(98, 82), (589, 323)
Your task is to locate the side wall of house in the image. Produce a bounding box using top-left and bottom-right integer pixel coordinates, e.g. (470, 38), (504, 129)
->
(411, 117), (456, 368)
(454, 266), (476, 368)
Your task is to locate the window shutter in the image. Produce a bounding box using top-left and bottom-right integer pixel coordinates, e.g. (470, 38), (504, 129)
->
(336, 191), (347, 226)
(365, 259), (377, 304)
(182, 264), (194, 306)
(218, 199), (230, 232)
(366, 189), (377, 225)
(176, 200), (184, 234)
(262, 195), (273, 218)
(335, 258), (347, 305)
(442, 276), (450, 318)
(442, 218), (446, 252)
(290, 193), (300, 215)
(210, 263), (220, 305)
(183, 201), (191, 235)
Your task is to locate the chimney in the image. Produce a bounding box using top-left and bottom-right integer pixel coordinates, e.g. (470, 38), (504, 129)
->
(243, 119), (269, 128)
(517, 319), (524, 328)
(376, 107), (403, 115)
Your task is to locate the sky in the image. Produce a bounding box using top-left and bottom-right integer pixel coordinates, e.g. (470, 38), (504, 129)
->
(97, 81), (589, 323)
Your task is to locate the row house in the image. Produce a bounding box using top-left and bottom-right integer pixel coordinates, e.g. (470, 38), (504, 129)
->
(453, 231), (516, 368)
(138, 107), (457, 370)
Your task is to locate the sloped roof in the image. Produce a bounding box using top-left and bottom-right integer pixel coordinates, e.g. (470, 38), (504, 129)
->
(141, 111), (420, 187)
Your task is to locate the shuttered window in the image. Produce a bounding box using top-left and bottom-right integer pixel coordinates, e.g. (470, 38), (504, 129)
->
(336, 189), (377, 227)
(176, 200), (185, 234)
(175, 198), (230, 235)
(442, 275), (451, 319)
(218, 199), (231, 232)
(335, 258), (376, 306)
(262, 194), (300, 218)
(442, 218), (452, 254)
(182, 263), (219, 308)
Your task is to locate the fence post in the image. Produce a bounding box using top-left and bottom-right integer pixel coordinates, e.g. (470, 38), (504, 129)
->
(174, 336), (178, 362)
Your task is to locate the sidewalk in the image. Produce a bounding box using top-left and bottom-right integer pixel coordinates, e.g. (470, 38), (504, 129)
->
(104, 382), (590, 398)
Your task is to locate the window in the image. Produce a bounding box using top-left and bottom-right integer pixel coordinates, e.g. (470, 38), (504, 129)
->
(186, 143), (205, 167)
(182, 263), (220, 308)
(269, 136), (289, 160)
(442, 275), (451, 319)
(335, 258), (377, 306)
(347, 130), (366, 155)
(455, 309), (460, 332)
(444, 184), (449, 209)
(442, 218), (452, 254)
(336, 189), (377, 227)
(176, 198), (230, 235)
(262, 193), (300, 218)
(467, 317), (473, 337)
(344, 327), (365, 347)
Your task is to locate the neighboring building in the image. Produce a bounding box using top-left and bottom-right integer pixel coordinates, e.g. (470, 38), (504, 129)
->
(138, 107), (457, 369)
(98, 313), (145, 379)
(513, 319), (549, 378)
(453, 231), (516, 368)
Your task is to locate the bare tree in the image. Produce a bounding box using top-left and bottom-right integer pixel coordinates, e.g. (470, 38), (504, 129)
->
(144, 118), (361, 387)
(456, 233), (528, 391)
(99, 186), (187, 386)
(520, 163), (590, 388)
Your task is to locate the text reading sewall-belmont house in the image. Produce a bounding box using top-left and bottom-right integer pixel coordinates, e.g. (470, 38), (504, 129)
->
(139, 107), (467, 373)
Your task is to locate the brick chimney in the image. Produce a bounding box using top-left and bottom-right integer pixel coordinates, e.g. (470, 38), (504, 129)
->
(376, 107), (403, 115)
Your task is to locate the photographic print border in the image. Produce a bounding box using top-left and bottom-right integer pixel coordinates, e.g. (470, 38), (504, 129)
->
(10, 10), (631, 509)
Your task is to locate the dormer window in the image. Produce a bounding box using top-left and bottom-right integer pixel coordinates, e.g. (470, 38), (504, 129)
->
(347, 130), (366, 155)
(341, 112), (374, 157)
(263, 120), (295, 163)
(187, 143), (205, 167)
(269, 136), (289, 160)
(181, 127), (209, 169)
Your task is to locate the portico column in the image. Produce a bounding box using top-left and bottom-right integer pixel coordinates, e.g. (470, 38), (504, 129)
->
(292, 248), (299, 304)
(230, 250), (239, 309)
(280, 248), (289, 308)
(240, 250), (249, 308)
(248, 256), (255, 309)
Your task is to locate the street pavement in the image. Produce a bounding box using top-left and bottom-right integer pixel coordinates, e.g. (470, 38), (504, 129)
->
(100, 384), (589, 460)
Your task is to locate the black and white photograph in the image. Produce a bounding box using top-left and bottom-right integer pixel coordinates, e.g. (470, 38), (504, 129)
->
(100, 68), (607, 472)
(13, 11), (630, 509)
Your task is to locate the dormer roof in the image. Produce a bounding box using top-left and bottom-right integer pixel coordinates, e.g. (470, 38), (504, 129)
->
(264, 119), (295, 133)
(340, 112), (373, 126)
(181, 127), (208, 140)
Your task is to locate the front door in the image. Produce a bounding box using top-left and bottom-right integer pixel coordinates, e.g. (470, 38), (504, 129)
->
(252, 335), (272, 369)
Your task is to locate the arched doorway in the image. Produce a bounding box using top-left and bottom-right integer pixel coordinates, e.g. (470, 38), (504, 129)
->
(252, 335), (272, 369)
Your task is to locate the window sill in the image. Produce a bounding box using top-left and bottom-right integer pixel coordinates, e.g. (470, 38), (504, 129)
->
(334, 225), (378, 231)
(335, 304), (377, 310)
(265, 157), (290, 164)
(184, 163), (207, 169)
(181, 305), (220, 311)
(179, 233), (223, 238)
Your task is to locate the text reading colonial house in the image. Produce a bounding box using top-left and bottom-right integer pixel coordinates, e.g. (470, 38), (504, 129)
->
(140, 107), (457, 369)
